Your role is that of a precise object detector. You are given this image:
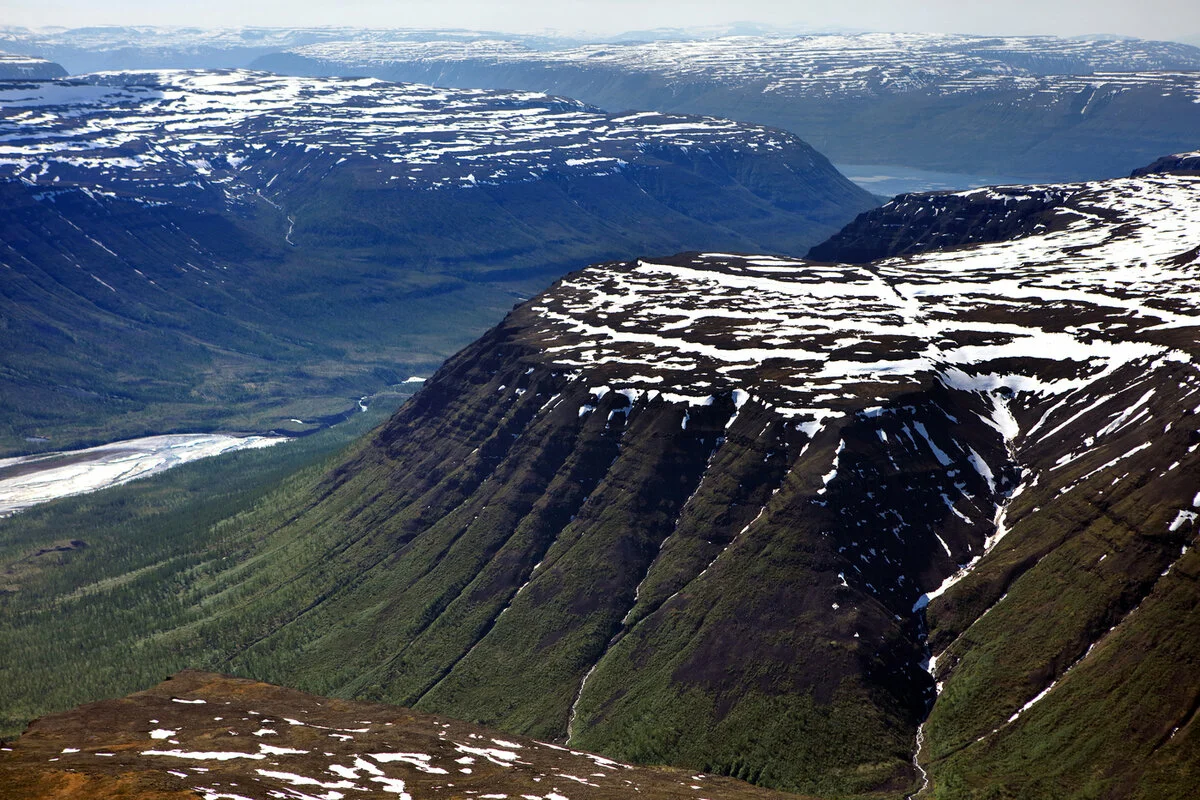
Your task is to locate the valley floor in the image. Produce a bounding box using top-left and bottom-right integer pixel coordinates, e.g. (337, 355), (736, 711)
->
(0, 434), (286, 517)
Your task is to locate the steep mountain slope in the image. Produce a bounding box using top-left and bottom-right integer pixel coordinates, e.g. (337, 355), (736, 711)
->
(0, 54), (65, 80)
(0, 69), (873, 455)
(0, 670), (806, 800)
(3, 156), (1196, 798)
(256, 33), (1200, 180)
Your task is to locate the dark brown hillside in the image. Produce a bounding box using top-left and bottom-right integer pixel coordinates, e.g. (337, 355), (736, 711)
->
(0, 670), (810, 800)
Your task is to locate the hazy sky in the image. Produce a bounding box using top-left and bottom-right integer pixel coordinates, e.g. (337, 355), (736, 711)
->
(4, 0), (1200, 41)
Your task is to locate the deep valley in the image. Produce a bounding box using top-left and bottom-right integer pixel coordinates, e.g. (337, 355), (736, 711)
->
(2, 152), (1198, 798)
(2, 20), (1199, 800)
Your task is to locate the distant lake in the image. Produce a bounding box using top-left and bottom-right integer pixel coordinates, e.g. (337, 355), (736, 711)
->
(836, 164), (1042, 198)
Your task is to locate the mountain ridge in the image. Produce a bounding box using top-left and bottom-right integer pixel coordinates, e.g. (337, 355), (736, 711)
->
(1, 153), (1197, 798)
(0, 669), (810, 800)
(0, 54), (65, 80)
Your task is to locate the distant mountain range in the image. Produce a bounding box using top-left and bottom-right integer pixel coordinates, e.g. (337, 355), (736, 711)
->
(2, 152), (1196, 799)
(8, 27), (1199, 182)
(254, 32), (1200, 181)
(0, 69), (873, 455)
(0, 26), (583, 73)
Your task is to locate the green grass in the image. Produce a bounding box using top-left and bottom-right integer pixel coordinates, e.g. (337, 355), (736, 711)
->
(0, 392), (408, 738)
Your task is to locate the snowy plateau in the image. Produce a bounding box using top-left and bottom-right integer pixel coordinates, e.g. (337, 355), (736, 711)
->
(0, 69), (805, 193)
(529, 170), (1200, 435)
(259, 32), (1200, 179)
(282, 32), (1200, 100)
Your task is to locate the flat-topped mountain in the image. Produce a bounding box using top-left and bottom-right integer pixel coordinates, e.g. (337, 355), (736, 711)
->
(0, 69), (872, 455)
(0, 69), (845, 195)
(0, 54), (65, 80)
(3, 155), (1195, 798)
(257, 33), (1200, 180)
(0, 670), (805, 800)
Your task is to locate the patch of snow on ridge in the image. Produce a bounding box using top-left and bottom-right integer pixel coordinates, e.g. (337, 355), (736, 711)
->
(1169, 510), (1198, 532)
(528, 174), (1199, 425)
(370, 752), (450, 774)
(453, 744), (524, 767)
(142, 749), (265, 760)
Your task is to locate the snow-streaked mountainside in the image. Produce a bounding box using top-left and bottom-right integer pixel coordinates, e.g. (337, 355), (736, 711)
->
(503, 167), (1200, 627)
(260, 33), (1200, 180)
(0, 69), (807, 195)
(292, 160), (1200, 797)
(0, 54), (66, 80)
(285, 32), (1200, 98)
(0, 67), (872, 456)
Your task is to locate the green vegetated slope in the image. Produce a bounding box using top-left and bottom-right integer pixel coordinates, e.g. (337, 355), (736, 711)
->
(3, 316), (980, 799)
(0, 393), (407, 737)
